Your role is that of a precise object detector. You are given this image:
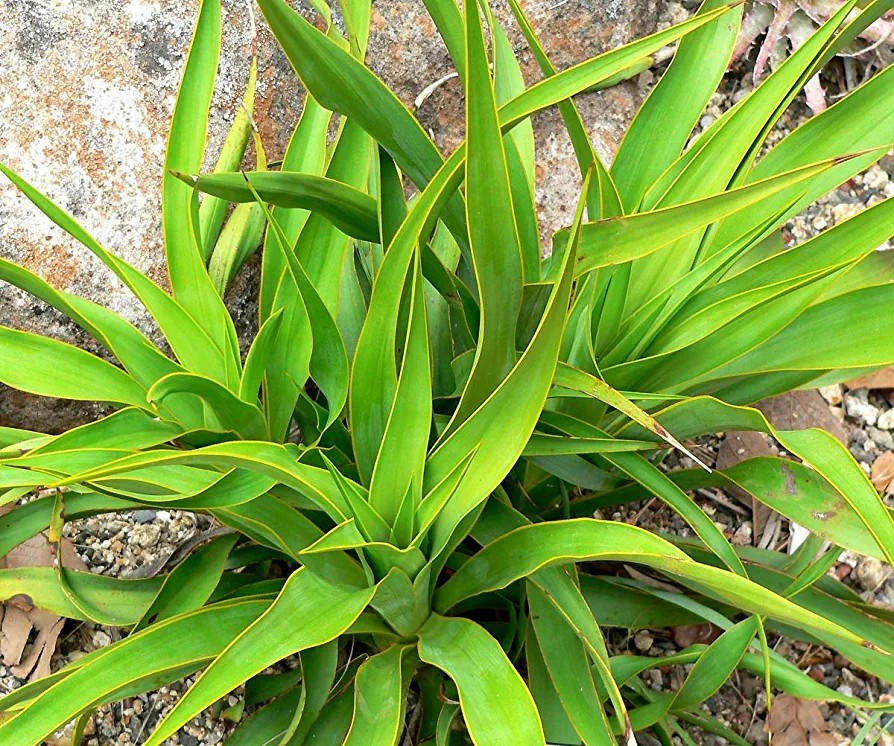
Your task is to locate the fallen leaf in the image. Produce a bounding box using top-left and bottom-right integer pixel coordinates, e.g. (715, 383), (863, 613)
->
(0, 605), (31, 666)
(671, 623), (722, 648)
(757, 390), (848, 445)
(10, 610), (64, 680)
(846, 367), (894, 391)
(767, 694), (837, 745)
(0, 533), (86, 571)
(715, 431), (774, 543)
(0, 532), (87, 682)
(872, 451), (894, 494)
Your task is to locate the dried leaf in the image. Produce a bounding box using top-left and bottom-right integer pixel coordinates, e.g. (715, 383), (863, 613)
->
(715, 430), (774, 542)
(671, 623), (722, 648)
(0, 604), (32, 666)
(871, 451), (894, 494)
(767, 694), (836, 746)
(10, 610), (64, 680)
(757, 390), (848, 445)
(0, 533), (86, 681)
(0, 534), (87, 572)
(846, 367), (894, 391)
(715, 431), (773, 471)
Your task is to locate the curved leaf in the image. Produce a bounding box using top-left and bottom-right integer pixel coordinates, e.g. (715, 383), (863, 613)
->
(0, 599), (268, 744)
(143, 568), (374, 744)
(0, 326), (146, 406)
(182, 170), (379, 242)
(418, 614), (545, 746)
(435, 519), (870, 652)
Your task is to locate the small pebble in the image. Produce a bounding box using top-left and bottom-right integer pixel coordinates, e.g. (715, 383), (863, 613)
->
(877, 408), (894, 431)
(844, 394), (879, 426)
(634, 631), (653, 652)
(132, 524), (161, 548)
(855, 556), (890, 591)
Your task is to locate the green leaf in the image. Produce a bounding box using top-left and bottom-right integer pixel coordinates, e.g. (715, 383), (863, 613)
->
(522, 433), (654, 456)
(553, 363), (709, 467)
(227, 687), (303, 746)
(248, 180), (350, 436)
(238, 309), (283, 403)
(343, 645), (412, 746)
(626, 0), (862, 306)
(539, 410), (745, 575)
(672, 617), (755, 710)
(434, 519), (869, 652)
(648, 196), (894, 356)
(484, 3), (539, 280)
(666, 457), (892, 563)
(181, 170), (380, 242)
(574, 156), (850, 275)
(259, 0), (732, 253)
(712, 50), (894, 253)
(24, 408), (182, 456)
(0, 326), (146, 406)
(442, 0), (524, 436)
(53, 441), (352, 523)
(528, 583), (615, 745)
(132, 533), (238, 633)
(499, 4), (736, 133)
(0, 567), (161, 624)
(626, 396), (894, 567)
(506, 0), (621, 219)
(525, 624), (581, 745)
(207, 195), (266, 296)
(421, 165), (585, 557)
(0, 259), (181, 391)
(147, 372), (268, 439)
(418, 614), (545, 746)
(368, 255), (432, 535)
(260, 96), (330, 321)
(0, 599), (268, 745)
(198, 57), (257, 258)
(258, 0), (440, 200)
(711, 284), (894, 378)
(0, 163), (233, 384)
(611, 0), (743, 209)
(287, 640), (339, 743)
(143, 569), (374, 744)
(162, 0), (239, 352)
(350, 150), (466, 485)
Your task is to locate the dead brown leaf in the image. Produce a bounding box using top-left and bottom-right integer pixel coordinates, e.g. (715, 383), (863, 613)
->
(757, 390), (848, 445)
(671, 623), (722, 648)
(872, 451), (894, 494)
(767, 695), (837, 745)
(715, 431), (774, 543)
(845, 367), (894, 391)
(0, 532), (86, 682)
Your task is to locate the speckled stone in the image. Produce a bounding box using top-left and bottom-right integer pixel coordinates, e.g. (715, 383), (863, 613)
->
(0, 0), (661, 432)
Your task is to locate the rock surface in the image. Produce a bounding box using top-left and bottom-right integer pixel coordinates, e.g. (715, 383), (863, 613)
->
(0, 0), (660, 432)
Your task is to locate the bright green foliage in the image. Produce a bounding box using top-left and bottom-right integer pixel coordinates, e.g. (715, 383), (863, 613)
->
(1, 0), (894, 743)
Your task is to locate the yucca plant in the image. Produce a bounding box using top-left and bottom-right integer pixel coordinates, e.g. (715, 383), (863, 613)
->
(1, 0), (894, 743)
